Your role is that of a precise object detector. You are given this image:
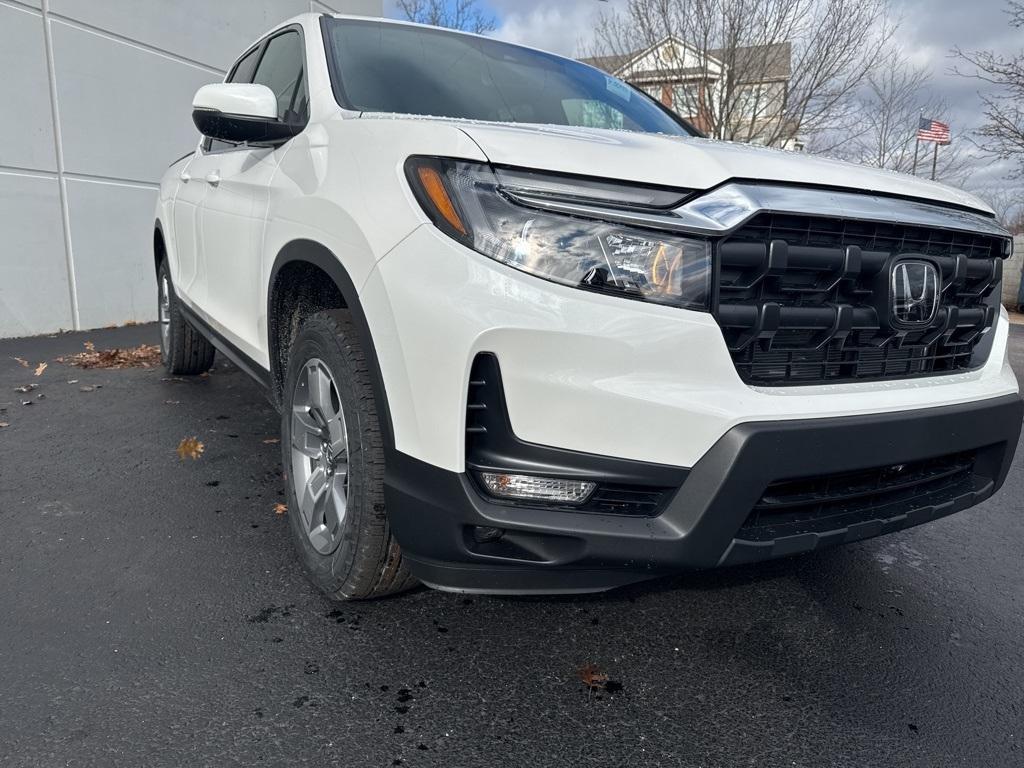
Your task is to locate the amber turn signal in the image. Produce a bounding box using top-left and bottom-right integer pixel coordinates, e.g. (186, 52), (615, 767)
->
(416, 165), (468, 236)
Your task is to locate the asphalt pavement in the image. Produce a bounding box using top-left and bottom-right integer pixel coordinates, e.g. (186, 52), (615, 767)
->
(1, 323), (1023, 768)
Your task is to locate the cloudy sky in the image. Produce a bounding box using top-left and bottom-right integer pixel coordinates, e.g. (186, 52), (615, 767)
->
(385, 0), (1021, 201)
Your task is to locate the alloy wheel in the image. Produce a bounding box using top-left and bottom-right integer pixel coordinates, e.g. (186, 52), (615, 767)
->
(159, 275), (171, 352)
(290, 358), (350, 555)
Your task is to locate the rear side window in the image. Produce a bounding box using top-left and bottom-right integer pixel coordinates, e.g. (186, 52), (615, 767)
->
(252, 31), (308, 124)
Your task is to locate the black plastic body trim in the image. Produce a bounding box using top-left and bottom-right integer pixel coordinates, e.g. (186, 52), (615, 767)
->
(268, 240), (395, 445)
(193, 109), (302, 147)
(386, 394), (1023, 594)
(177, 301), (271, 390)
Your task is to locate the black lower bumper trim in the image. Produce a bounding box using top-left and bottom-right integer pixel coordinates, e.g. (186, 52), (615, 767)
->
(385, 394), (1022, 594)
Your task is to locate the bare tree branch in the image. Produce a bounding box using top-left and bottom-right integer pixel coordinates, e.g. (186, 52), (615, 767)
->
(395, 0), (496, 34)
(951, 0), (1024, 177)
(814, 57), (971, 183)
(968, 184), (1024, 232)
(585, 0), (895, 148)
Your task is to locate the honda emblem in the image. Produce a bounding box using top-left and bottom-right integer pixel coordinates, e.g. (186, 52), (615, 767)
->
(891, 260), (939, 327)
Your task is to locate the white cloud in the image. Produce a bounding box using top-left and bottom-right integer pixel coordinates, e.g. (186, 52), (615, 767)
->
(489, 0), (626, 57)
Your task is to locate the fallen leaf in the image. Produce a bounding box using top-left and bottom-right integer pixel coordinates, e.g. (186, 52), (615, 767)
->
(177, 437), (205, 461)
(577, 664), (610, 690)
(21, 400), (33, 407)
(12, 357), (29, 368)
(67, 379), (79, 385)
(14, 384), (38, 394)
(33, 362), (47, 377)
(274, 503), (288, 516)
(58, 343), (160, 370)
(0, 422), (8, 428)
(79, 386), (95, 393)
(263, 438), (280, 445)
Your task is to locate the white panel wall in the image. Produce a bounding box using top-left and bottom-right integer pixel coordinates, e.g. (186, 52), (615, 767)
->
(49, 20), (221, 183)
(0, 4), (55, 172)
(0, 173), (72, 335)
(0, 0), (382, 338)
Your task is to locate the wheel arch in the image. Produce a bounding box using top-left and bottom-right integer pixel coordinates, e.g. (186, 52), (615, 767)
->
(154, 219), (167, 275)
(268, 240), (394, 449)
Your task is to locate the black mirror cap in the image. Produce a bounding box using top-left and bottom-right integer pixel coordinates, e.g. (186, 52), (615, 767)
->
(192, 108), (301, 145)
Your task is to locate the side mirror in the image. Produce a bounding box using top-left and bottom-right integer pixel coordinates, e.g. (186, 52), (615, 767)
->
(191, 83), (300, 145)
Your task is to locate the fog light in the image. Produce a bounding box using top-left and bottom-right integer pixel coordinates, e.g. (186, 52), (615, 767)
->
(478, 472), (596, 505)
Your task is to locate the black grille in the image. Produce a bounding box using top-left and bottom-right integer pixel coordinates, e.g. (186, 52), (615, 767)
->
(715, 211), (1004, 385)
(738, 450), (981, 542)
(584, 486), (668, 516)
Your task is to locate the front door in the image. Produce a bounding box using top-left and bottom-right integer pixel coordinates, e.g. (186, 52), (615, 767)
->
(197, 27), (309, 361)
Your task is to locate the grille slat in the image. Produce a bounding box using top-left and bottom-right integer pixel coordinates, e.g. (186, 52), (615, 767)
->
(715, 211), (1003, 385)
(739, 451), (980, 541)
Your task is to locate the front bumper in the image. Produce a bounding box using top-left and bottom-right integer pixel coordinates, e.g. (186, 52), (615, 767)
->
(364, 225), (1019, 474)
(386, 394), (1023, 594)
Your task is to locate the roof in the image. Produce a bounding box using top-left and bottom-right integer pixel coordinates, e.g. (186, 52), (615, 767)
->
(710, 42), (791, 81)
(581, 53), (633, 73)
(582, 40), (792, 83)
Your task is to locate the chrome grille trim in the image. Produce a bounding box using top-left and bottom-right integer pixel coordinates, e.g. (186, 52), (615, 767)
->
(502, 182), (1011, 244)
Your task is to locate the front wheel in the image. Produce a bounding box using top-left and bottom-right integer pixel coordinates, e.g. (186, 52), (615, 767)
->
(281, 310), (416, 600)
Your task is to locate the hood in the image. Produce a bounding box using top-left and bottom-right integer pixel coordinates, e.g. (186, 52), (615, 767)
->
(445, 121), (992, 216)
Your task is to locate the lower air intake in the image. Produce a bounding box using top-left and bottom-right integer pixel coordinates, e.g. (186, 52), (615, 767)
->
(738, 450), (982, 542)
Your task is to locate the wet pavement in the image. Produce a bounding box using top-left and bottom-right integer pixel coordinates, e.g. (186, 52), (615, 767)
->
(1, 324), (1023, 767)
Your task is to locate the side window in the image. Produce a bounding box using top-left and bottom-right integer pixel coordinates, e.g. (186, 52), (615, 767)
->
(252, 31), (308, 125)
(205, 44), (264, 152)
(230, 45), (262, 85)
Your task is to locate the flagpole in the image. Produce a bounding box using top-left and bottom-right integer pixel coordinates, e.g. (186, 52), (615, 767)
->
(913, 110), (922, 176)
(931, 141), (939, 181)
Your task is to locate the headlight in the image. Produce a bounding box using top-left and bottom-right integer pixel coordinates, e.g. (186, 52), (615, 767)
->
(406, 157), (712, 311)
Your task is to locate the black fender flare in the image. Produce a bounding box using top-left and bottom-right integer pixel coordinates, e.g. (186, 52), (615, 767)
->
(268, 240), (395, 451)
(153, 219), (167, 274)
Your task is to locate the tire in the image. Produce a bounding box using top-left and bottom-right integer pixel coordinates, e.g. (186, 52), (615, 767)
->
(158, 260), (215, 376)
(281, 309), (416, 600)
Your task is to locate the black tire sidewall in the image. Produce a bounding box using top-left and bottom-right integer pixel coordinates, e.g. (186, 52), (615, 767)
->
(157, 259), (214, 376)
(281, 316), (372, 594)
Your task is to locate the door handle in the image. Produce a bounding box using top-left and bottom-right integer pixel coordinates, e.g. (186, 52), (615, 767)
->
(179, 170), (191, 183)
(205, 171), (221, 187)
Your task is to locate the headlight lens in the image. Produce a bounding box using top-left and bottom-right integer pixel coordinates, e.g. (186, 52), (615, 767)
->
(406, 158), (712, 311)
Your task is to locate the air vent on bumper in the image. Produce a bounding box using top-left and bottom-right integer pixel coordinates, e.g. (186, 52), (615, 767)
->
(464, 353), (683, 516)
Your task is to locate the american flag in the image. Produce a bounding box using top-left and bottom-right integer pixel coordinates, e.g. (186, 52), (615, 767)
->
(917, 118), (951, 144)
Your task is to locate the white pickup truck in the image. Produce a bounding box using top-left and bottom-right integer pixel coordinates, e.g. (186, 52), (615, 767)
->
(155, 14), (1022, 599)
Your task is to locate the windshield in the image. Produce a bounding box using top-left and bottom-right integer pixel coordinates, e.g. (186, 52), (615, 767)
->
(322, 19), (693, 137)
